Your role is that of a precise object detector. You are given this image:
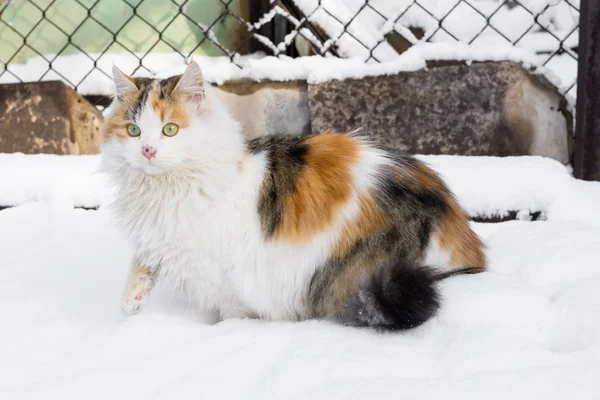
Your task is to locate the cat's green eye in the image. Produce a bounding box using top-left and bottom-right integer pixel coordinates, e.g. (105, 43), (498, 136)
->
(127, 124), (141, 137)
(163, 123), (179, 137)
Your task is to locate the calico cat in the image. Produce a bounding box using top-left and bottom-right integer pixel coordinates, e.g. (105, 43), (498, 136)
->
(102, 61), (485, 331)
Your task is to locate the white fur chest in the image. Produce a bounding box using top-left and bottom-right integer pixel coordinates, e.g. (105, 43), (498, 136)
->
(112, 155), (335, 319)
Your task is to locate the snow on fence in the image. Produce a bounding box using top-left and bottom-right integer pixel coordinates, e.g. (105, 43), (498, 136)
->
(0, 0), (580, 98)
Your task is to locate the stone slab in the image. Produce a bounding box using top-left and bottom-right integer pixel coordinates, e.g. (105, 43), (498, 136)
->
(215, 80), (310, 139)
(0, 81), (103, 155)
(308, 61), (572, 163)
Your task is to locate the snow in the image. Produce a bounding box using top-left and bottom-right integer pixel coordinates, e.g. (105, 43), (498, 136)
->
(1, 42), (560, 93)
(2, 198), (600, 398)
(2, 153), (597, 224)
(291, 0), (579, 55)
(0, 153), (107, 209)
(1, 150), (600, 398)
(417, 155), (573, 220)
(3, 154), (600, 398)
(290, 0), (579, 93)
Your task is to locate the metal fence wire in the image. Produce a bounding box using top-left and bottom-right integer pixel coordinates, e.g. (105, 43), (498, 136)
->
(0, 0), (580, 97)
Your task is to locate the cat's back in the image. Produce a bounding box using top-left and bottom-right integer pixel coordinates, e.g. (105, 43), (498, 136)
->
(246, 131), (484, 275)
(247, 132), (445, 243)
(244, 132), (485, 323)
(247, 132), (389, 242)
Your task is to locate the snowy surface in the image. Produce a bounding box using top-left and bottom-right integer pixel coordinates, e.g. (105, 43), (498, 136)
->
(1, 43), (573, 98)
(0, 153), (107, 209)
(2, 166), (600, 398)
(1, 153), (598, 223)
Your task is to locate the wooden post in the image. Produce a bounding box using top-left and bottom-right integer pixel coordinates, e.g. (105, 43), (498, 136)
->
(574, 0), (600, 180)
(249, 0), (275, 54)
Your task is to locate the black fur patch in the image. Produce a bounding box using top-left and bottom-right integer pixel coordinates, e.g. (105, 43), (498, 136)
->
(377, 157), (449, 215)
(247, 135), (312, 238)
(345, 262), (440, 330)
(126, 78), (153, 121)
(434, 266), (482, 280)
(308, 147), (451, 321)
(377, 174), (447, 212)
(158, 75), (181, 100)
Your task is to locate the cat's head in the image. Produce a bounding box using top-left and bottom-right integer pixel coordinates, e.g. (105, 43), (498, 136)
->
(102, 61), (238, 176)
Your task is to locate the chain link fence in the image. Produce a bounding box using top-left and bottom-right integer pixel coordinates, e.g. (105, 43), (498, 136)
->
(0, 0), (580, 98)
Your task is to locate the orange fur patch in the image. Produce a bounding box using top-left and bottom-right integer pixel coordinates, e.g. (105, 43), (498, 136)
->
(391, 159), (447, 194)
(103, 110), (130, 142)
(149, 89), (190, 128)
(274, 133), (360, 243)
(393, 160), (485, 271)
(150, 90), (166, 121)
(438, 198), (486, 271)
(103, 81), (142, 142)
(411, 163), (447, 192)
(236, 152), (248, 173)
(391, 160), (485, 271)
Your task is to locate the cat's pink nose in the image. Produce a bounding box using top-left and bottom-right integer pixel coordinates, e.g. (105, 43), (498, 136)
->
(142, 145), (156, 160)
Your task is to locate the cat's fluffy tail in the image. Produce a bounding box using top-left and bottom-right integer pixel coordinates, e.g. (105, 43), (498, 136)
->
(344, 261), (440, 330)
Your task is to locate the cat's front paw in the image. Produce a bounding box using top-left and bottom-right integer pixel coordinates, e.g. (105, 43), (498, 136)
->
(121, 265), (156, 317)
(121, 293), (148, 316)
(121, 282), (151, 316)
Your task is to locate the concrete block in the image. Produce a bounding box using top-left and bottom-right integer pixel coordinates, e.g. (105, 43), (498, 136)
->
(308, 61), (572, 163)
(0, 81), (103, 154)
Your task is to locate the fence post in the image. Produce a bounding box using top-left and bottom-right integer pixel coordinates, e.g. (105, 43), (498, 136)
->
(574, 0), (600, 180)
(249, 0), (274, 54)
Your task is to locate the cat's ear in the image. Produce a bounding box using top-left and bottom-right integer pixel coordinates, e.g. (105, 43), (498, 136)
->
(174, 61), (205, 102)
(112, 64), (137, 101)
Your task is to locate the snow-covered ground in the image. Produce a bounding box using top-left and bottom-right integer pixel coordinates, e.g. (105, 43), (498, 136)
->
(1, 153), (600, 399)
(1, 152), (598, 221)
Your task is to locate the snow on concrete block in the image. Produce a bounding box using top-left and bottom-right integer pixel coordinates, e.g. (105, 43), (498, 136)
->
(215, 80), (310, 139)
(308, 61), (572, 163)
(0, 81), (103, 155)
